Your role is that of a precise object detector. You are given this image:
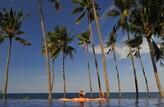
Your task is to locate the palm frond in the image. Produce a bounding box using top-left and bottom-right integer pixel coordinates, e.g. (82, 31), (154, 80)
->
(75, 12), (85, 24)
(0, 36), (4, 44)
(50, 0), (61, 11)
(125, 34), (143, 48)
(106, 9), (120, 17)
(15, 37), (31, 46)
(72, 7), (84, 14)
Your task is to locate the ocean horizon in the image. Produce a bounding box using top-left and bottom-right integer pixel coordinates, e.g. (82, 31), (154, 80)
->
(0, 92), (160, 99)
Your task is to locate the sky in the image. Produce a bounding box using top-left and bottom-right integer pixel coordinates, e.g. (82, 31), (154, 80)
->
(0, 0), (164, 93)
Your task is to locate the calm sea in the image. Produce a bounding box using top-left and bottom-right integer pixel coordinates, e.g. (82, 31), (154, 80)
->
(0, 92), (160, 99)
(0, 93), (164, 107)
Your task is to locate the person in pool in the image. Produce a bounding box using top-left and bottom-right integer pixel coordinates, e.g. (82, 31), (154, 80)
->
(59, 90), (106, 103)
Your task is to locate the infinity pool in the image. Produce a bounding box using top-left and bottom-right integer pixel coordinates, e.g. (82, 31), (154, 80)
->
(0, 98), (164, 107)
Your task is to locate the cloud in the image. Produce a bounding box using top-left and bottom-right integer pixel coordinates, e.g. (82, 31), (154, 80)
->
(88, 38), (150, 60)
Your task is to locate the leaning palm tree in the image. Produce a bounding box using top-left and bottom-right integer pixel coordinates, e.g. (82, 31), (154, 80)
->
(106, 24), (122, 97)
(72, 0), (104, 98)
(126, 34), (150, 96)
(106, 0), (139, 99)
(128, 0), (164, 97)
(0, 9), (31, 101)
(77, 30), (93, 97)
(91, 0), (111, 98)
(50, 26), (76, 98)
(38, 0), (52, 102)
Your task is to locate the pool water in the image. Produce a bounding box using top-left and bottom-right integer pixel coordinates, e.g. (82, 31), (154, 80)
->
(0, 98), (164, 107)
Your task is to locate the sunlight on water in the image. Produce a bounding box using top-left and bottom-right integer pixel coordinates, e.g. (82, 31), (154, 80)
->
(0, 99), (164, 107)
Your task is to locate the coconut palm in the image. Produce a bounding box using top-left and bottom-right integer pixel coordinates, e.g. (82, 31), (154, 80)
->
(41, 31), (59, 96)
(91, 0), (111, 98)
(77, 30), (93, 97)
(106, 24), (122, 97)
(50, 0), (61, 11)
(0, 9), (31, 101)
(51, 26), (75, 98)
(106, 0), (139, 99)
(126, 34), (150, 96)
(72, 0), (104, 98)
(38, 0), (52, 102)
(128, 0), (164, 97)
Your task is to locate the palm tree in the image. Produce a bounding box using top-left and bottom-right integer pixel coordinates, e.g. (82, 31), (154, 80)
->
(106, 0), (139, 99)
(72, 0), (103, 98)
(106, 24), (122, 97)
(41, 31), (59, 96)
(38, 0), (52, 102)
(50, 0), (61, 11)
(77, 31), (93, 97)
(128, 0), (164, 97)
(91, 0), (111, 98)
(0, 9), (31, 101)
(50, 26), (75, 98)
(126, 34), (150, 97)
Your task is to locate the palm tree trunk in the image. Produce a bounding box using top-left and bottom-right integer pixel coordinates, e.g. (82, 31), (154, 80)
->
(3, 38), (12, 101)
(38, 0), (52, 102)
(88, 15), (102, 98)
(127, 31), (139, 100)
(91, 44), (103, 98)
(87, 62), (93, 98)
(130, 51), (139, 100)
(62, 52), (66, 98)
(112, 46), (121, 98)
(51, 59), (55, 94)
(91, 0), (110, 98)
(125, 22), (139, 99)
(146, 38), (164, 98)
(138, 49), (150, 97)
(86, 48), (93, 98)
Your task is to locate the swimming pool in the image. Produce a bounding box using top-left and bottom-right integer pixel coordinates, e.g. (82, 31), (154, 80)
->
(0, 98), (164, 107)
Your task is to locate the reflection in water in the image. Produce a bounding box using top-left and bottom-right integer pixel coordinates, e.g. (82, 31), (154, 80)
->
(0, 98), (164, 107)
(79, 102), (84, 107)
(156, 98), (164, 107)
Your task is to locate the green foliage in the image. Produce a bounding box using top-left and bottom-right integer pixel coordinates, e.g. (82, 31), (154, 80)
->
(77, 30), (90, 47)
(106, 24), (118, 47)
(0, 35), (4, 44)
(125, 34), (143, 48)
(106, 9), (120, 17)
(151, 39), (164, 64)
(0, 8), (31, 45)
(42, 26), (76, 60)
(15, 37), (31, 46)
(72, 0), (100, 24)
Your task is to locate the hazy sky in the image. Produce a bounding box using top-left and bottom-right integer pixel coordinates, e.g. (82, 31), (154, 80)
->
(0, 0), (163, 93)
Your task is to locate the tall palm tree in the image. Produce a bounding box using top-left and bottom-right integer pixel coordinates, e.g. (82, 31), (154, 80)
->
(77, 31), (93, 97)
(128, 0), (164, 97)
(0, 9), (31, 101)
(126, 34), (150, 96)
(106, 24), (122, 97)
(38, 0), (52, 102)
(50, 26), (76, 98)
(72, 0), (103, 98)
(41, 31), (59, 96)
(106, 0), (139, 99)
(91, 0), (111, 98)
